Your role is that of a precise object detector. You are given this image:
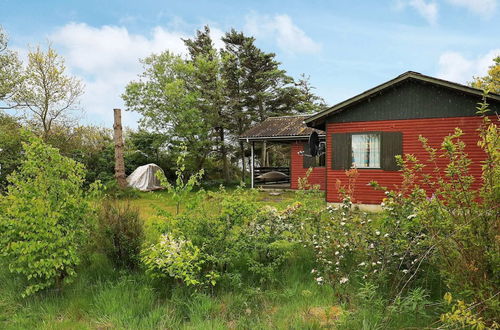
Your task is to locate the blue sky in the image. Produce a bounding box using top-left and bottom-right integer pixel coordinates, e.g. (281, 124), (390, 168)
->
(1, 0), (499, 128)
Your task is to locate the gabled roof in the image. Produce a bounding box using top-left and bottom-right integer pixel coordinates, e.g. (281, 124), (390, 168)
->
(305, 71), (500, 128)
(239, 114), (325, 141)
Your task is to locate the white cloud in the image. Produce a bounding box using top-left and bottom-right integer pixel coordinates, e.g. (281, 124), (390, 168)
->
(244, 13), (321, 54)
(49, 23), (190, 127)
(436, 49), (500, 83)
(445, 0), (497, 18)
(410, 0), (438, 24)
(49, 22), (226, 128)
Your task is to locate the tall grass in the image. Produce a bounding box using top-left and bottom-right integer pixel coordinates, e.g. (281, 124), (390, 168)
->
(1, 251), (441, 329)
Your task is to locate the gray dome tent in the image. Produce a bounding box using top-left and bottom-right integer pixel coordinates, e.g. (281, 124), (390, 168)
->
(126, 163), (164, 191)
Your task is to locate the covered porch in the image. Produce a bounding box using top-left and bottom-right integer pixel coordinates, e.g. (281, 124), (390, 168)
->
(239, 115), (325, 189)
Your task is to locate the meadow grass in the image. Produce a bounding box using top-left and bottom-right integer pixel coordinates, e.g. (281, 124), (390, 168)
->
(1, 190), (441, 329)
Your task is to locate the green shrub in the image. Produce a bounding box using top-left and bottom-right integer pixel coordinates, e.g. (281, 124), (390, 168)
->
(102, 179), (140, 199)
(370, 103), (500, 324)
(145, 186), (305, 289)
(96, 199), (144, 269)
(156, 143), (204, 215)
(0, 134), (97, 297)
(141, 234), (205, 286)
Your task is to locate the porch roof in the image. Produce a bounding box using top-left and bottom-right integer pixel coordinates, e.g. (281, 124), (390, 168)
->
(239, 114), (325, 142)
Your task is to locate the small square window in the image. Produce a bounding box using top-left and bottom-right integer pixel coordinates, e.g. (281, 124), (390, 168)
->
(351, 133), (381, 168)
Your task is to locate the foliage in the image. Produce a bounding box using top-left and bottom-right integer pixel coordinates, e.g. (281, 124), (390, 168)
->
(369, 101), (500, 323)
(145, 185), (305, 289)
(0, 134), (97, 296)
(440, 292), (494, 330)
(96, 199), (144, 269)
(471, 56), (500, 94)
(0, 25), (23, 105)
(123, 51), (214, 173)
(156, 144), (204, 215)
(0, 113), (23, 190)
(123, 26), (325, 181)
(13, 44), (84, 138)
(124, 129), (171, 175)
(141, 234), (204, 286)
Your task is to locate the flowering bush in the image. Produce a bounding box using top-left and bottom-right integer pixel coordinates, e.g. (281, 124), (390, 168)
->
(141, 234), (204, 286)
(146, 187), (306, 288)
(370, 102), (500, 324)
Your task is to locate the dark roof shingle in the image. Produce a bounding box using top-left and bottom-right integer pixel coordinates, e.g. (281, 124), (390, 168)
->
(239, 115), (324, 141)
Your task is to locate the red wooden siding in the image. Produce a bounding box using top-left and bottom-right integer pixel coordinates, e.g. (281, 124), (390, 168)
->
(290, 142), (326, 190)
(325, 116), (496, 204)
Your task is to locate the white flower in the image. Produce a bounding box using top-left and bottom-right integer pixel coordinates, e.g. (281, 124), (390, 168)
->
(384, 233), (389, 238)
(359, 262), (366, 266)
(315, 277), (324, 284)
(311, 269), (316, 274)
(407, 214), (417, 220)
(335, 261), (340, 265)
(375, 230), (381, 236)
(402, 269), (409, 274)
(369, 243), (375, 249)
(340, 221), (346, 226)
(335, 251), (340, 256)
(339, 277), (349, 284)
(372, 262), (377, 266)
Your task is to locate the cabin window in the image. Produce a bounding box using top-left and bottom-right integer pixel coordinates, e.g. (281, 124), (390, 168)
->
(351, 133), (380, 168)
(331, 131), (402, 171)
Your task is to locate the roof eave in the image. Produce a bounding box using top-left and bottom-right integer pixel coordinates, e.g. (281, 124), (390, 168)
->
(238, 134), (326, 142)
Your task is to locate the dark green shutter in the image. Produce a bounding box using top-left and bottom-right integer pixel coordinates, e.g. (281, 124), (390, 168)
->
(331, 133), (351, 170)
(303, 143), (316, 168)
(381, 132), (403, 171)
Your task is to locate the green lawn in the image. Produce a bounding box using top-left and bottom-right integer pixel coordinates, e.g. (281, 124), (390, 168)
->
(129, 189), (317, 220)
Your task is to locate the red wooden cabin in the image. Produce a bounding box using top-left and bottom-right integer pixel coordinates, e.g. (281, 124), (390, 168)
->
(241, 72), (500, 206)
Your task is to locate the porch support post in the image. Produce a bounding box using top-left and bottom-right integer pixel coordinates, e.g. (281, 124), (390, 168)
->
(250, 140), (255, 189)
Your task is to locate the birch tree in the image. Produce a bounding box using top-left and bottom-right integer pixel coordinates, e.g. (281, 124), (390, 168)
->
(14, 45), (84, 138)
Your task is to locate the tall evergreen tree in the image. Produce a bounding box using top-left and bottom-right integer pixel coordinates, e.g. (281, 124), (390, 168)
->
(123, 26), (326, 181)
(183, 26), (230, 182)
(221, 29), (325, 169)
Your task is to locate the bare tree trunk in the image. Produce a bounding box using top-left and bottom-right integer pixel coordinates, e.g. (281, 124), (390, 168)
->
(261, 140), (267, 167)
(113, 108), (127, 188)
